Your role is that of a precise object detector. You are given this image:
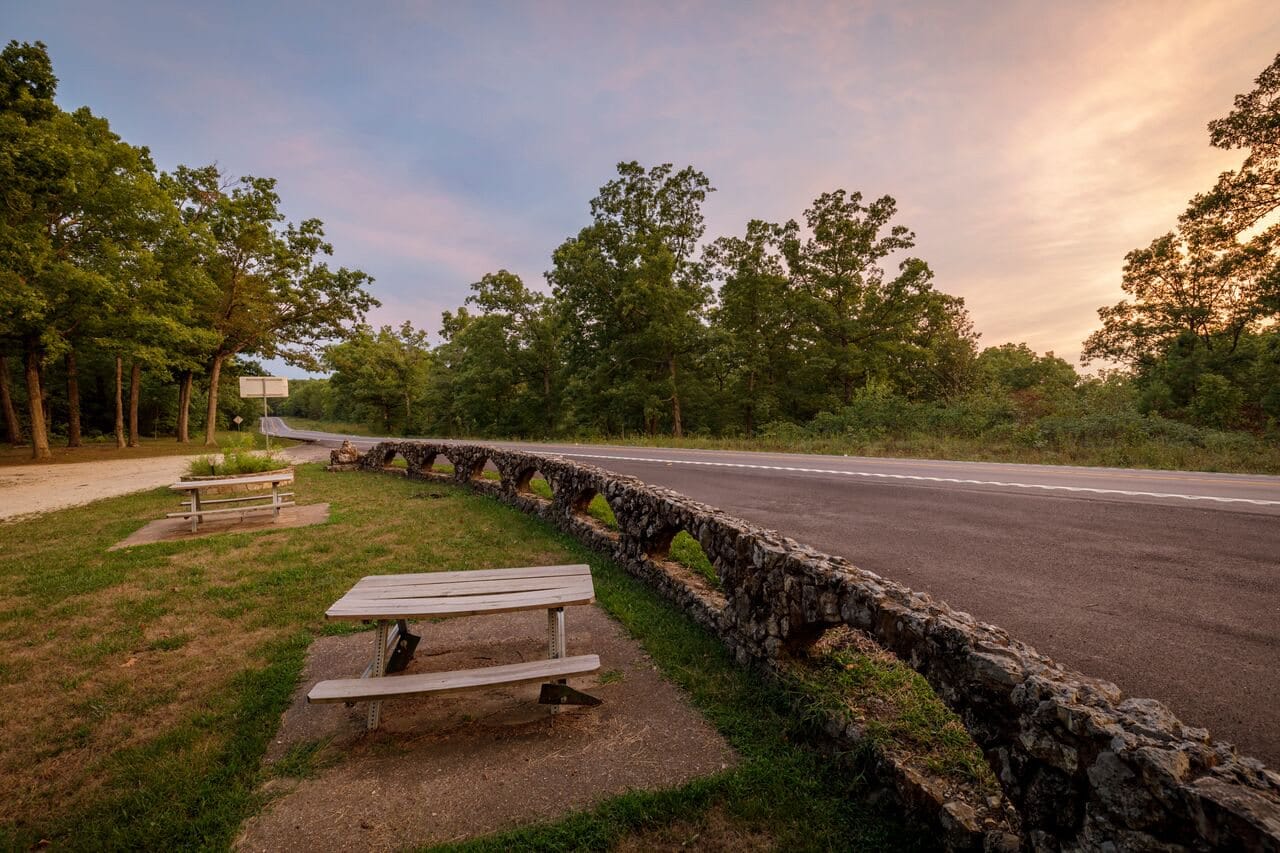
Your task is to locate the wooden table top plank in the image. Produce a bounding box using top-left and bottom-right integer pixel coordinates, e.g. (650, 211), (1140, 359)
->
(329, 586), (594, 612)
(169, 471), (294, 491)
(342, 577), (594, 601)
(354, 564), (589, 587)
(307, 654), (601, 703)
(325, 589), (595, 621)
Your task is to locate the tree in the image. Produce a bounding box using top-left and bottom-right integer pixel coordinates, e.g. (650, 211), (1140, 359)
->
(549, 162), (713, 436)
(0, 41), (64, 458)
(464, 270), (563, 435)
(704, 220), (798, 434)
(326, 323), (430, 434)
(1185, 52), (1280, 242)
(1083, 227), (1269, 366)
(1083, 53), (1280, 428)
(779, 191), (941, 407)
(0, 355), (21, 444)
(169, 166), (378, 444)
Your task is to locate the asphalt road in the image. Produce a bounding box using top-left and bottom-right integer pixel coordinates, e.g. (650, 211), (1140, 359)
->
(264, 417), (1280, 766)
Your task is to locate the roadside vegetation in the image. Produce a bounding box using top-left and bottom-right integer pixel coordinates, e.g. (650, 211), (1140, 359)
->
(0, 466), (977, 850)
(186, 434), (290, 476)
(278, 53), (1280, 475)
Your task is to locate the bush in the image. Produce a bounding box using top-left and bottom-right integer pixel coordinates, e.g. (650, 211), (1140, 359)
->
(188, 435), (287, 477)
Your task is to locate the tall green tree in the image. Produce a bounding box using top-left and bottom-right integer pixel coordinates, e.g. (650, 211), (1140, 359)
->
(326, 322), (430, 433)
(549, 162), (713, 436)
(779, 190), (942, 407)
(1083, 52), (1280, 428)
(704, 220), (799, 435)
(0, 41), (172, 456)
(464, 270), (563, 434)
(169, 166), (378, 444)
(0, 40), (65, 458)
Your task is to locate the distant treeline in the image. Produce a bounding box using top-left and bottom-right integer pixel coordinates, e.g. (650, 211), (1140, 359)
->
(281, 53), (1279, 465)
(0, 41), (376, 458)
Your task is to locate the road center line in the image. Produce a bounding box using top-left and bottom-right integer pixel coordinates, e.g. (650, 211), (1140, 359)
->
(556, 452), (1280, 507)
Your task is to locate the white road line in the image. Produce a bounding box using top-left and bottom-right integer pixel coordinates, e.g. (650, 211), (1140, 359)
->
(556, 452), (1280, 507)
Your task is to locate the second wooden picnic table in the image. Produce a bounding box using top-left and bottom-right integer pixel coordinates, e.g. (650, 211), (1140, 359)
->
(168, 470), (295, 533)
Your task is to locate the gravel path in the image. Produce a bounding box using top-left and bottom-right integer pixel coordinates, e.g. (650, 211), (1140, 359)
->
(0, 444), (328, 521)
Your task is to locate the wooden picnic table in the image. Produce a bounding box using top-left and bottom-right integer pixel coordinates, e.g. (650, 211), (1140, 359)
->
(308, 564), (601, 730)
(167, 471), (295, 534)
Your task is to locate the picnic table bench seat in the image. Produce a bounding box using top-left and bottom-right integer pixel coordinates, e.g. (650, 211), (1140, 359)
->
(308, 654), (601, 703)
(308, 563), (601, 730)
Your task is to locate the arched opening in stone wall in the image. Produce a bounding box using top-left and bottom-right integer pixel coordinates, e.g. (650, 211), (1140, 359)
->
(406, 450), (437, 477)
(515, 467), (554, 503)
(646, 526), (718, 588)
(570, 487), (620, 536)
(472, 457), (501, 481)
(382, 449), (407, 473)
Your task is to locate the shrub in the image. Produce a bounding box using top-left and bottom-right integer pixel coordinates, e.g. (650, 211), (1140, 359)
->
(187, 435), (288, 477)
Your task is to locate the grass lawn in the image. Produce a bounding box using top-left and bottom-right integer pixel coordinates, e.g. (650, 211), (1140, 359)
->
(0, 464), (968, 850)
(0, 429), (296, 468)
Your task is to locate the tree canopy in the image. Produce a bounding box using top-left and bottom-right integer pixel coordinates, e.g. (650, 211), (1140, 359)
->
(0, 42), (376, 456)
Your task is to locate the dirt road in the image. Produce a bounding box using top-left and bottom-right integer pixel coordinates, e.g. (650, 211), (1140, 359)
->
(0, 445), (329, 521)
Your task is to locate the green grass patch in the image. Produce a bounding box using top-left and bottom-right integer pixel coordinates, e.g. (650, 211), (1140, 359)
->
(785, 628), (995, 790)
(0, 465), (950, 850)
(669, 531), (717, 587)
(585, 494), (617, 529)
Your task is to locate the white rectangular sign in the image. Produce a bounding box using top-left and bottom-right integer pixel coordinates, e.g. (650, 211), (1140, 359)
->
(238, 376), (290, 399)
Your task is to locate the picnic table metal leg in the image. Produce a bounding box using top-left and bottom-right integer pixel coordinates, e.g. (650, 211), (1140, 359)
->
(547, 607), (566, 714)
(272, 481), (280, 521)
(190, 490), (200, 534)
(547, 607), (566, 660)
(367, 620), (390, 731)
(539, 605), (601, 709)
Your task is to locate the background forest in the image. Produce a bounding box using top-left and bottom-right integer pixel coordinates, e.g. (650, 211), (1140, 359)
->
(5, 42), (1279, 471)
(282, 54), (1280, 472)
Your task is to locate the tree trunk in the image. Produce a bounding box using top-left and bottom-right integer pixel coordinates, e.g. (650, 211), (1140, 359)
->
(176, 370), (193, 443)
(668, 354), (683, 438)
(23, 340), (51, 460)
(745, 370), (756, 437)
(114, 356), (126, 448)
(543, 365), (554, 434)
(128, 361), (142, 447)
(0, 356), (23, 445)
(65, 349), (82, 448)
(203, 354), (224, 445)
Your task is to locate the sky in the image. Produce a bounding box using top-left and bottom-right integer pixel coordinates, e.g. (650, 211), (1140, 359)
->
(9, 1), (1280, 375)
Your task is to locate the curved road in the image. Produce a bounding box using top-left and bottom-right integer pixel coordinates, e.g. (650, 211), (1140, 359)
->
(265, 417), (1280, 766)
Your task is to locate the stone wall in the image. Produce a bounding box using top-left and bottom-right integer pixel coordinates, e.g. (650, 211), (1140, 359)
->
(342, 441), (1280, 852)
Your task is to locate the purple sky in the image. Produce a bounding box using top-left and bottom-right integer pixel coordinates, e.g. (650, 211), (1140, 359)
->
(10, 1), (1280, 374)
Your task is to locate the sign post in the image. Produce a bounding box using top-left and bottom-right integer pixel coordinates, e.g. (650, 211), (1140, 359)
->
(238, 377), (290, 449)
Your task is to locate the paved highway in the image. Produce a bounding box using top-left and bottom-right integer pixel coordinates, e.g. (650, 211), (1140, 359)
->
(264, 417), (1280, 766)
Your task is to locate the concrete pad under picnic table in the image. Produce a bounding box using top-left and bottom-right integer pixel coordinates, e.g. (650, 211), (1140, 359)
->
(109, 503), (330, 550)
(236, 603), (737, 852)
